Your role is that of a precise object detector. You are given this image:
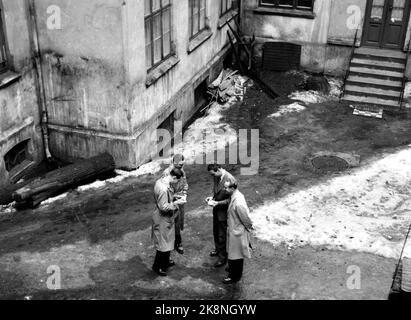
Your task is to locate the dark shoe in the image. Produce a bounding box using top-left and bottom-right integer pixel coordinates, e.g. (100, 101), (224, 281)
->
(214, 260), (227, 268)
(176, 245), (184, 255)
(209, 250), (218, 257)
(168, 260), (176, 268)
(152, 266), (167, 276)
(222, 277), (236, 284)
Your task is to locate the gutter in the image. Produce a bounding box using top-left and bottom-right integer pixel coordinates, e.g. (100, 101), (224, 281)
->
(26, 0), (52, 160)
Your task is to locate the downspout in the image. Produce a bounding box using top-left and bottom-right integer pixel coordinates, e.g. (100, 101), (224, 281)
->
(27, 0), (52, 160)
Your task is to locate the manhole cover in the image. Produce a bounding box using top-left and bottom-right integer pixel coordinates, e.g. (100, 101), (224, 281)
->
(311, 155), (349, 172)
(308, 152), (360, 174)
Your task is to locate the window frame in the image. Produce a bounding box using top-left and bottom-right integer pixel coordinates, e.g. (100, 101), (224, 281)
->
(0, 1), (10, 74)
(189, 0), (207, 40)
(259, 0), (314, 11)
(220, 0), (234, 17)
(145, 0), (173, 72)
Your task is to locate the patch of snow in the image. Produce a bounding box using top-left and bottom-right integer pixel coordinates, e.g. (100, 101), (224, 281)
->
(251, 147), (411, 259)
(268, 102), (306, 118)
(288, 76), (342, 105)
(0, 202), (16, 215)
(41, 192), (70, 206)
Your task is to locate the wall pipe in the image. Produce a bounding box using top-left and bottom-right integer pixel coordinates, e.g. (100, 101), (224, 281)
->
(27, 0), (52, 160)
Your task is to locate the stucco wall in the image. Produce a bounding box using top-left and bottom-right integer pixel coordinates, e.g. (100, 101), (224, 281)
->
(0, 0), (43, 186)
(37, 0), (233, 168)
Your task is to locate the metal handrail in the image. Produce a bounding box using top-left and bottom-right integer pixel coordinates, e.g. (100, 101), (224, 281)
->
(340, 28), (359, 101)
(399, 37), (411, 109)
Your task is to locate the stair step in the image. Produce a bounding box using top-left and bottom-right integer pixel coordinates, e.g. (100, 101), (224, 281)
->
(349, 66), (404, 79)
(345, 85), (401, 98)
(351, 58), (405, 71)
(342, 94), (401, 108)
(355, 47), (407, 59)
(346, 75), (403, 89)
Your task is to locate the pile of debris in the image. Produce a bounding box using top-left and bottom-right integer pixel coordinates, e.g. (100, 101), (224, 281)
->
(206, 69), (247, 107)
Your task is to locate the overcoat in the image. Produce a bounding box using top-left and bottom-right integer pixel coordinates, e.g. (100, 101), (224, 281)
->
(227, 190), (253, 260)
(152, 178), (179, 252)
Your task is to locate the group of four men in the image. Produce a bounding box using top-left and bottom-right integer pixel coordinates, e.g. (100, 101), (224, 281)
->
(151, 155), (253, 284)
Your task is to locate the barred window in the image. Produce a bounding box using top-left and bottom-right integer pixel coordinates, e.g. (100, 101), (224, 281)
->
(189, 0), (207, 39)
(259, 0), (314, 10)
(145, 0), (172, 70)
(0, 5), (8, 73)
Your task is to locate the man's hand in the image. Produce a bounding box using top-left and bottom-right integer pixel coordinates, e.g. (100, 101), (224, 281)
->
(205, 197), (213, 203)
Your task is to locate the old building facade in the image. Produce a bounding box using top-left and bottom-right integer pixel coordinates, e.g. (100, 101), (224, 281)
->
(0, 0), (239, 185)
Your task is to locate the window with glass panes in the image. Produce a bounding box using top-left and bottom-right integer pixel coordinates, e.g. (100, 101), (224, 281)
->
(0, 6), (8, 73)
(145, 0), (172, 70)
(189, 0), (207, 39)
(220, 0), (234, 16)
(259, 0), (314, 10)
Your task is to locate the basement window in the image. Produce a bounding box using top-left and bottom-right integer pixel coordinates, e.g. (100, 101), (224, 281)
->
(157, 112), (175, 158)
(194, 77), (209, 110)
(4, 140), (30, 172)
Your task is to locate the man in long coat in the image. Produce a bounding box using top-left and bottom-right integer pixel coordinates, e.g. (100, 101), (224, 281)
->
(206, 164), (236, 268)
(152, 168), (186, 276)
(162, 154), (188, 254)
(222, 179), (253, 284)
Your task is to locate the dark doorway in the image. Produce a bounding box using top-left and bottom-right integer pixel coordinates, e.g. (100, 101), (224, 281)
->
(157, 112), (175, 158)
(363, 0), (411, 49)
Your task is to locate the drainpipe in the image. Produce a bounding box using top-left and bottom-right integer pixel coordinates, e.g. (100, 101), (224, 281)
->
(27, 0), (52, 160)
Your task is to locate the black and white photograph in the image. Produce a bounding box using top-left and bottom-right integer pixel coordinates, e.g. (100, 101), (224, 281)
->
(0, 0), (411, 308)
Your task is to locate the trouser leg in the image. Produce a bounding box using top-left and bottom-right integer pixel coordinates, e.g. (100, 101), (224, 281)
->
(217, 220), (228, 262)
(229, 259), (244, 281)
(160, 251), (171, 270)
(175, 212), (182, 246)
(153, 251), (162, 270)
(213, 213), (219, 251)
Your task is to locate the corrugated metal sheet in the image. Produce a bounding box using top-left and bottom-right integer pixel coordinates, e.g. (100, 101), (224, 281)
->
(262, 42), (301, 71)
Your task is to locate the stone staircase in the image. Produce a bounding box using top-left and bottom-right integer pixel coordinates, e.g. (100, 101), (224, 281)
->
(342, 47), (406, 110)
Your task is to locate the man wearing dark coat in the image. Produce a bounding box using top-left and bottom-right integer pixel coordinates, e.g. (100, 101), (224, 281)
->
(206, 164), (236, 268)
(152, 168), (186, 276)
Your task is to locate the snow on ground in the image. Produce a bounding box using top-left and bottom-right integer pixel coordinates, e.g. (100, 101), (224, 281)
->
(268, 102), (306, 118)
(289, 76), (342, 105)
(251, 147), (411, 259)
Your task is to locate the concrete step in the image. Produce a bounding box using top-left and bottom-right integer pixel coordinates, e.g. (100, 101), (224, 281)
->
(349, 66), (404, 79)
(346, 75), (403, 89)
(355, 47), (407, 59)
(351, 58), (405, 71)
(345, 84), (401, 99)
(342, 94), (401, 108)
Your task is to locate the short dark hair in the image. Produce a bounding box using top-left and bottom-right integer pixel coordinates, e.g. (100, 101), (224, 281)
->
(170, 168), (184, 179)
(207, 164), (222, 172)
(173, 154), (185, 163)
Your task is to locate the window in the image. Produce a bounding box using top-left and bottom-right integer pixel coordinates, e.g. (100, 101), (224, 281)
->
(0, 4), (9, 74)
(189, 0), (207, 39)
(4, 140), (30, 172)
(145, 0), (172, 71)
(220, 0), (235, 16)
(259, 0), (314, 10)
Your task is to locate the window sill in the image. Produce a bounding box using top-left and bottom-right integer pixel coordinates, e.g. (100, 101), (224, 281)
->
(145, 55), (180, 87)
(218, 8), (239, 29)
(188, 29), (213, 53)
(0, 70), (21, 89)
(253, 7), (315, 19)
